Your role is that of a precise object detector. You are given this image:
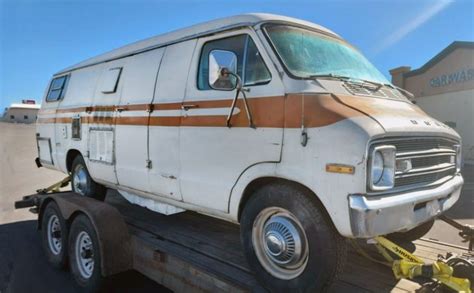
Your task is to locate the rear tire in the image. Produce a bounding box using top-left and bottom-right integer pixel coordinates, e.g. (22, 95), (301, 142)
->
(387, 220), (435, 243)
(68, 214), (104, 292)
(71, 155), (106, 201)
(41, 202), (68, 269)
(240, 183), (347, 292)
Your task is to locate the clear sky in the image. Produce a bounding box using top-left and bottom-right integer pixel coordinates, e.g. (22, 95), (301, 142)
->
(1, 0), (473, 112)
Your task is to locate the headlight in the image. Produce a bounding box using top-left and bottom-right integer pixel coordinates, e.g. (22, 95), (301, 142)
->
(369, 145), (396, 191)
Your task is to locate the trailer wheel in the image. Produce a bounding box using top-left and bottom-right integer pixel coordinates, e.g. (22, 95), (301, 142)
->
(240, 183), (347, 292)
(41, 202), (68, 269)
(69, 214), (104, 291)
(387, 219), (435, 243)
(71, 156), (106, 201)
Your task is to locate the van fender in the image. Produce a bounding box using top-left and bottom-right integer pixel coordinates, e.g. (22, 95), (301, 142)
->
(227, 162), (306, 220)
(228, 162), (344, 235)
(39, 192), (132, 276)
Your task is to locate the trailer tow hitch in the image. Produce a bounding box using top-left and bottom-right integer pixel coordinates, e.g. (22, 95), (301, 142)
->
(14, 176), (71, 212)
(438, 215), (474, 252)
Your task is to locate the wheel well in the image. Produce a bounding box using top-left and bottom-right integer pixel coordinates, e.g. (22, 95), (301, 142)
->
(66, 149), (82, 172)
(237, 177), (327, 222)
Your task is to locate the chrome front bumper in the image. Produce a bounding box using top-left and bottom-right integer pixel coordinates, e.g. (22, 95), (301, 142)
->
(349, 174), (464, 238)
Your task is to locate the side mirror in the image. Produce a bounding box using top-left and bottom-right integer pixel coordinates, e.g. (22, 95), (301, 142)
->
(208, 50), (238, 91)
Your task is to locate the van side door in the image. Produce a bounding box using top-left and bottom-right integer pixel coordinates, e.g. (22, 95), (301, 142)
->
(147, 40), (197, 200)
(86, 59), (128, 185)
(53, 65), (102, 174)
(181, 30), (285, 212)
(114, 48), (165, 192)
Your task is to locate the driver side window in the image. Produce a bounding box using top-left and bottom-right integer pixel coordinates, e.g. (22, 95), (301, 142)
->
(197, 34), (271, 90)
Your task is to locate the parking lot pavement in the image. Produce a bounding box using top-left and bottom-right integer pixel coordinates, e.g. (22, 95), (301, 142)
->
(0, 122), (473, 291)
(425, 163), (474, 248)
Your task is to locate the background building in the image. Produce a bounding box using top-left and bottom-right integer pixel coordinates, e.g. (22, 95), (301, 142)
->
(2, 101), (40, 124)
(390, 41), (474, 164)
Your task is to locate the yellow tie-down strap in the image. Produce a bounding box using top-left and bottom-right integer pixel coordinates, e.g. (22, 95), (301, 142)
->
(374, 236), (471, 293)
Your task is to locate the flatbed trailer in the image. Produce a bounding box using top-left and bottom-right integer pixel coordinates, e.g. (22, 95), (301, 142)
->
(16, 189), (472, 292)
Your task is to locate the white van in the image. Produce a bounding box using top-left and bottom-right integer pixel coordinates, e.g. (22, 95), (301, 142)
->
(36, 13), (463, 291)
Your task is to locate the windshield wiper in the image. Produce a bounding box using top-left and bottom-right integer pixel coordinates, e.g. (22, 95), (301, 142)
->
(357, 78), (384, 91)
(308, 73), (352, 81)
(310, 74), (384, 91)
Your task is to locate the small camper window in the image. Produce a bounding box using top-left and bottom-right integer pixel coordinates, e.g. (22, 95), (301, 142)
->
(101, 67), (122, 94)
(46, 75), (69, 102)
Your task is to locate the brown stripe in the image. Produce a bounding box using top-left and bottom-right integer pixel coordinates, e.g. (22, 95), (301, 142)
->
(115, 116), (148, 126)
(35, 94), (360, 128)
(334, 94), (427, 118)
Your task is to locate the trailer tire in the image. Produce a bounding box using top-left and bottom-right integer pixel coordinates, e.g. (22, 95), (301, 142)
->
(41, 202), (68, 270)
(387, 219), (435, 243)
(240, 183), (347, 292)
(71, 156), (106, 201)
(69, 214), (105, 292)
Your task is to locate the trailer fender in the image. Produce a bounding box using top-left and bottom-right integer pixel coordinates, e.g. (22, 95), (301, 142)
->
(39, 192), (132, 276)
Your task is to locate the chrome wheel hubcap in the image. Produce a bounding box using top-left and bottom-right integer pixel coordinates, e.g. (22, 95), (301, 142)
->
(75, 231), (94, 279)
(252, 207), (309, 280)
(73, 165), (88, 196)
(47, 215), (62, 255)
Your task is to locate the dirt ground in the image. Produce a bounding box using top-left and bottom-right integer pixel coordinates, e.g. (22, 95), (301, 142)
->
(0, 122), (472, 292)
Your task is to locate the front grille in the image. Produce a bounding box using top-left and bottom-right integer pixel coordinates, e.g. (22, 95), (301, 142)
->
(371, 137), (459, 191)
(411, 155), (452, 168)
(394, 168), (456, 187)
(387, 137), (456, 153)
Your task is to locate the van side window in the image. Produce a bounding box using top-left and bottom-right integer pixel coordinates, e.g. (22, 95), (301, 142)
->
(101, 67), (122, 94)
(197, 35), (271, 90)
(244, 38), (271, 86)
(46, 75), (69, 102)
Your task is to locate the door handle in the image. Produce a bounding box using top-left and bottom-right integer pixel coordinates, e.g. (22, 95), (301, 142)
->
(181, 104), (198, 111)
(115, 107), (126, 112)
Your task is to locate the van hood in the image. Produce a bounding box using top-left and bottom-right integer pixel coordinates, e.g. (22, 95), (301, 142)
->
(333, 94), (460, 140)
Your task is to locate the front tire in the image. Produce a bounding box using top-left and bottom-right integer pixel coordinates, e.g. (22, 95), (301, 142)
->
(68, 214), (104, 292)
(41, 202), (68, 269)
(71, 155), (106, 201)
(240, 183), (347, 292)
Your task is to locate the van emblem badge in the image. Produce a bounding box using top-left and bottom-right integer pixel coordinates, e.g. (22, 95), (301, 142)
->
(396, 159), (412, 173)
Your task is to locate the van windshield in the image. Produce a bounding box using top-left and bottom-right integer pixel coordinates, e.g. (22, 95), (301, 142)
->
(264, 25), (389, 84)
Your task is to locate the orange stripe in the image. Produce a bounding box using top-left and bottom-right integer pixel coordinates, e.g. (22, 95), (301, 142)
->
(36, 94), (359, 128)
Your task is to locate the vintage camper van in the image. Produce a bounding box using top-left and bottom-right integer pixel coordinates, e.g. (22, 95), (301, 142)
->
(36, 14), (463, 291)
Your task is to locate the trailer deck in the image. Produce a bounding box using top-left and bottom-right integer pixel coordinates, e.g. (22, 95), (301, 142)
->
(105, 191), (470, 292)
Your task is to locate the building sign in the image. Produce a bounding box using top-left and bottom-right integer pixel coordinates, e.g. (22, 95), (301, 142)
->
(429, 67), (474, 87)
(22, 99), (36, 104)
